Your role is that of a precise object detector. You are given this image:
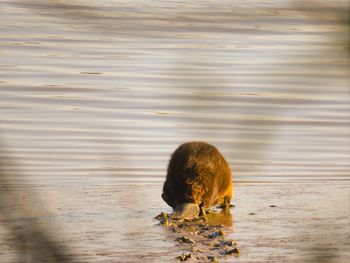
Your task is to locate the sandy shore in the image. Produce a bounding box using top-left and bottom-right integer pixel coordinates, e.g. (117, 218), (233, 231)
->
(0, 180), (349, 262)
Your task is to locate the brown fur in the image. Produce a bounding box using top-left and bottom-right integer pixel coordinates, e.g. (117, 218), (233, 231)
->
(162, 142), (233, 210)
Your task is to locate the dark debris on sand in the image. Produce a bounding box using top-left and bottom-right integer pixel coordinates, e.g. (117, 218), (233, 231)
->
(176, 236), (195, 244)
(154, 207), (239, 262)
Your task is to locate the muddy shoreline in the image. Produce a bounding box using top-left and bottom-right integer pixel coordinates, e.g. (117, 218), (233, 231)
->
(155, 208), (239, 262)
(0, 182), (349, 262)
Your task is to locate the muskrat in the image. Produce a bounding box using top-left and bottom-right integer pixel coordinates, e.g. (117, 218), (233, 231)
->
(162, 142), (233, 215)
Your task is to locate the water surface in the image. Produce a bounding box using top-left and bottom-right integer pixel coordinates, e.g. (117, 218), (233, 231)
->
(0, 0), (349, 183)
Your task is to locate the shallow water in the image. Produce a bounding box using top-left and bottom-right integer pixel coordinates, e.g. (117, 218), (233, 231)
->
(0, 1), (349, 262)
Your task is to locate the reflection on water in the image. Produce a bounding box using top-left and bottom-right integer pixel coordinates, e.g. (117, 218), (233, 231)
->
(206, 208), (234, 227)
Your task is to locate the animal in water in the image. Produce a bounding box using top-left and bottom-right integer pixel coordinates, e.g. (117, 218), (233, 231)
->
(162, 142), (233, 216)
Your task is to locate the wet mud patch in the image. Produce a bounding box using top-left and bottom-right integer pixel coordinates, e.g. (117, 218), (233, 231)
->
(155, 206), (239, 262)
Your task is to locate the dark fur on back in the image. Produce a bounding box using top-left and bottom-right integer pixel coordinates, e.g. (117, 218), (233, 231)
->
(162, 142), (233, 210)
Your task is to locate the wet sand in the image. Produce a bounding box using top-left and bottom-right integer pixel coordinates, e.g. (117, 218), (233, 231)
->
(0, 181), (349, 262)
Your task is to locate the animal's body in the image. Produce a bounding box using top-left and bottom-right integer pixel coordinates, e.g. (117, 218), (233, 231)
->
(162, 142), (233, 212)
